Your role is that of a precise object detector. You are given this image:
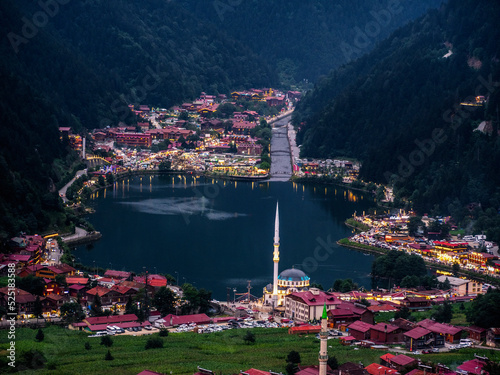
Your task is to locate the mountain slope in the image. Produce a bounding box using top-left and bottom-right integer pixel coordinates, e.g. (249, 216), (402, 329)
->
(178, 0), (442, 84)
(293, 0), (500, 227)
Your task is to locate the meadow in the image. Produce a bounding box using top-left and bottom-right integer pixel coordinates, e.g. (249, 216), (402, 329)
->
(1, 326), (499, 375)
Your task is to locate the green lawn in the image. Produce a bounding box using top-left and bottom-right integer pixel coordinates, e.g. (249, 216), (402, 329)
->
(1, 325), (499, 375)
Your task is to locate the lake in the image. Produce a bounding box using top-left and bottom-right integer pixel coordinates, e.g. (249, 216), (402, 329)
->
(76, 175), (377, 300)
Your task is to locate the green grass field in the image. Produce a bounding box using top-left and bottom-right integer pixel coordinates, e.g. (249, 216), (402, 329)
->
(1, 326), (499, 375)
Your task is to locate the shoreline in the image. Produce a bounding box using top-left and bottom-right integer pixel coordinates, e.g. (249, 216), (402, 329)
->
(337, 237), (500, 287)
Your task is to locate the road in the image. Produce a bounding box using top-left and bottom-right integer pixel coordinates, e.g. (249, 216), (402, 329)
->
(58, 169), (87, 203)
(270, 115), (293, 181)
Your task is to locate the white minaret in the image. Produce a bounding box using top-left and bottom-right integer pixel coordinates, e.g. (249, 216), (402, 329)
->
(319, 303), (328, 375)
(272, 202), (280, 306)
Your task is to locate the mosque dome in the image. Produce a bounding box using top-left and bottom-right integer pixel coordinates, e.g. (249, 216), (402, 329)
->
(278, 268), (310, 282)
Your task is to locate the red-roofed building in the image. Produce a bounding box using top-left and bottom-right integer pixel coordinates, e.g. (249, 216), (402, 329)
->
(157, 313), (211, 327)
(465, 326), (487, 342)
(370, 323), (404, 344)
(243, 369), (271, 375)
(457, 359), (487, 375)
(66, 277), (88, 285)
(327, 302), (374, 328)
(0, 287), (36, 318)
(365, 364), (400, 375)
(284, 289), (341, 322)
(137, 370), (165, 375)
(404, 326), (444, 351)
(417, 319), (462, 343)
(288, 325), (321, 335)
(389, 355), (417, 372)
(347, 321), (374, 341)
(104, 270), (131, 280)
(380, 353), (396, 366)
(403, 297), (431, 310)
(84, 313), (138, 327)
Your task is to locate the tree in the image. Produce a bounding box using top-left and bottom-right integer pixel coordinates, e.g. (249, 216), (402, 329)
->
(309, 283), (324, 290)
(394, 306), (411, 320)
(152, 287), (177, 316)
(286, 362), (297, 375)
(90, 294), (103, 316)
(260, 161), (270, 170)
(400, 275), (420, 288)
(104, 350), (114, 361)
(466, 289), (500, 328)
(286, 350), (301, 364)
(438, 277), (451, 290)
(332, 278), (358, 293)
(105, 172), (114, 185)
(84, 342), (91, 350)
(145, 337), (164, 349)
(159, 328), (169, 337)
(60, 302), (85, 323)
(452, 263), (461, 277)
(159, 160), (172, 171)
(327, 356), (338, 370)
(432, 301), (453, 323)
(100, 335), (113, 347)
(33, 296), (43, 322)
(407, 216), (423, 235)
(243, 330), (256, 345)
(35, 329), (44, 342)
(358, 298), (370, 307)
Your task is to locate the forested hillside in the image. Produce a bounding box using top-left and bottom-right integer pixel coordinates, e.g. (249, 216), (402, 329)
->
(0, 0), (462, 241)
(179, 0), (441, 85)
(293, 0), (500, 239)
(0, 0), (276, 240)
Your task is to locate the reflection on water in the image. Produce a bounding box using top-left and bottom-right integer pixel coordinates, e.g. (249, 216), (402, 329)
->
(80, 175), (376, 300)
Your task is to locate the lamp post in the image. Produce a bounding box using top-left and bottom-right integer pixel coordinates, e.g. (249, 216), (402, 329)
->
(175, 271), (179, 286)
(233, 288), (237, 304)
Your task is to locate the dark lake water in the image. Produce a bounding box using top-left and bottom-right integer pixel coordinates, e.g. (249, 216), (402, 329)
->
(76, 175), (377, 300)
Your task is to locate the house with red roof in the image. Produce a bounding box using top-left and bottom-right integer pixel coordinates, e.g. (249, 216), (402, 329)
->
(404, 326), (445, 351)
(327, 302), (374, 328)
(370, 323), (404, 344)
(157, 313), (211, 327)
(288, 325), (321, 335)
(465, 326), (487, 342)
(347, 321), (374, 341)
(387, 354), (417, 372)
(284, 288), (341, 321)
(0, 287), (36, 318)
(365, 363), (400, 375)
(457, 359), (487, 375)
(417, 319), (462, 343)
(104, 270), (131, 280)
(403, 297), (431, 310)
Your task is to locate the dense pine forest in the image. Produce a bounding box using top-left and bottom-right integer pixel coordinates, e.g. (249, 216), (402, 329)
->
(293, 0), (500, 240)
(0, 0), (444, 240)
(178, 0), (441, 85)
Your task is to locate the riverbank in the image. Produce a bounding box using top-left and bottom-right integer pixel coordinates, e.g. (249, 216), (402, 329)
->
(337, 237), (500, 287)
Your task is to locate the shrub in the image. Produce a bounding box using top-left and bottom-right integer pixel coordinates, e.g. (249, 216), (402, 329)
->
(100, 335), (113, 347)
(159, 328), (169, 337)
(104, 350), (114, 361)
(145, 337), (164, 350)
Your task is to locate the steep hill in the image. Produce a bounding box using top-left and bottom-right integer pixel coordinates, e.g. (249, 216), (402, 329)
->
(178, 0), (442, 85)
(293, 0), (500, 237)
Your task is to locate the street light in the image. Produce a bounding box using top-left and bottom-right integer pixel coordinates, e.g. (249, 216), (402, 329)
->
(175, 271), (179, 286)
(233, 288), (237, 304)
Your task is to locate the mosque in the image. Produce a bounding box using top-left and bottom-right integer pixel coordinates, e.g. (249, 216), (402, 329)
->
(262, 202), (311, 306)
